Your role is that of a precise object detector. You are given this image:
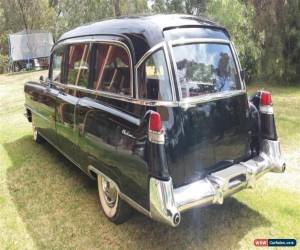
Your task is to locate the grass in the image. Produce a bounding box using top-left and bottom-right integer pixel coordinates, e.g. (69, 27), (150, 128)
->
(0, 71), (299, 250)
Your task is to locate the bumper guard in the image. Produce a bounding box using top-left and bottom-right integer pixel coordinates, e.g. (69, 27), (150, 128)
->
(149, 139), (286, 227)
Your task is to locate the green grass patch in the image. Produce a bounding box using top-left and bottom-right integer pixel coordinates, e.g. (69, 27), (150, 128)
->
(0, 72), (299, 249)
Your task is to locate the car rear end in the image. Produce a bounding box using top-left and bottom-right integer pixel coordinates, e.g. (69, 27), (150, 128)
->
(147, 27), (285, 227)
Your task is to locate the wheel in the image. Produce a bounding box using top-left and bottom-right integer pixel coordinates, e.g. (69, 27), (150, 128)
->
(32, 124), (43, 144)
(97, 174), (132, 224)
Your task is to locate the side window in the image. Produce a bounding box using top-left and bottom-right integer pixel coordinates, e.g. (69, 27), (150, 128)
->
(92, 44), (131, 96)
(137, 49), (172, 101)
(66, 43), (91, 88)
(51, 47), (65, 82)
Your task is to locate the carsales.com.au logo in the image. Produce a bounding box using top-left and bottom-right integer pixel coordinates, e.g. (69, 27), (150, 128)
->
(254, 239), (297, 247)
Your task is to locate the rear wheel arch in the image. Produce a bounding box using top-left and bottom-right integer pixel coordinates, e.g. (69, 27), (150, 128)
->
(88, 166), (133, 224)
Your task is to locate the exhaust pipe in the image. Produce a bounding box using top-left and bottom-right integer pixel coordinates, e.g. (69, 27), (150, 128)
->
(272, 162), (286, 173)
(149, 178), (182, 227)
(171, 210), (181, 226)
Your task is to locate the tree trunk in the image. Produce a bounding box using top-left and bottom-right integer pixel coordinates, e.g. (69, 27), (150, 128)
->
(114, 0), (121, 16)
(17, 0), (28, 32)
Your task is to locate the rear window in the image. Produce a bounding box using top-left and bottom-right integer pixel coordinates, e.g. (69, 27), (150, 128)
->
(172, 43), (241, 98)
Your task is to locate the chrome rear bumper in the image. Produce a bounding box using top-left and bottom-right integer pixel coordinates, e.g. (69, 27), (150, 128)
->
(149, 139), (285, 227)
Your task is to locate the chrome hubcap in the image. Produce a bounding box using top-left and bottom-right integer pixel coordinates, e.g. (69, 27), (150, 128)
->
(101, 178), (117, 208)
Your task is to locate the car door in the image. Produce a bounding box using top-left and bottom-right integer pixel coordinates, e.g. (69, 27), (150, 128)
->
(56, 42), (92, 160)
(76, 42), (135, 169)
(29, 81), (59, 145)
(75, 42), (150, 207)
(32, 46), (64, 145)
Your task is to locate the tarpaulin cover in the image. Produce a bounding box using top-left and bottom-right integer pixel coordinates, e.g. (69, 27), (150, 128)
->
(8, 31), (54, 61)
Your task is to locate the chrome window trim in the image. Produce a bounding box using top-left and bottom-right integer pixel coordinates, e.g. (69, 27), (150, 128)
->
(135, 42), (176, 102)
(178, 89), (246, 108)
(51, 38), (134, 98)
(51, 80), (179, 107)
(135, 42), (165, 68)
(164, 42), (177, 102)
(231, 41), (246, 88)
(169, 38), (231, 46)
(49, 37), (247, 107)
(168, 38), (246, 102)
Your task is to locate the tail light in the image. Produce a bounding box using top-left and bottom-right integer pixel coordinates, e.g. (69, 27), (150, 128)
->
(148, 111), (164, 144)
(260, 91), (272, 106)
(149, 111), (162, 132)
(259, 91), (273, 114)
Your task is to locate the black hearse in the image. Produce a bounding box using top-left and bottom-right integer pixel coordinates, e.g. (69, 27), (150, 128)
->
(24, 14), (285, 227)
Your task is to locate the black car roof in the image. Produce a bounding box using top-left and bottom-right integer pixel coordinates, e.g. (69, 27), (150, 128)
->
(59, 14), (227, 42)
(57, 14), (229, 62)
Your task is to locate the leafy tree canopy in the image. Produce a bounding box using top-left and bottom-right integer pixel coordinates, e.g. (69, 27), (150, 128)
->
(0, 0), (299, 84)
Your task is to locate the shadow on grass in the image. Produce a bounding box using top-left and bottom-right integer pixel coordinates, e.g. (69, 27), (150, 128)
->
(4, 135), (271, 249)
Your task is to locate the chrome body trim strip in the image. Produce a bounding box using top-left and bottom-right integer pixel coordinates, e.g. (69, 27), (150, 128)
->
(79, 98), (141, 126)
(149, 139), (285, 227)
(87, 165), (151, 217)
(51, 81), (180, 107)
(119, 193), (151, 217)
(178, 90), (246, 108)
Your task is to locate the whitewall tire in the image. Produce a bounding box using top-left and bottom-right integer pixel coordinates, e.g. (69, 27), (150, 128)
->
(97, 174), (132, 224)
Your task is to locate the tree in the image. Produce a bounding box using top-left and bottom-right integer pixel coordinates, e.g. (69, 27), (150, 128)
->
(113, 0), (121, 16)
(120, 0), (148, 15)
(151, 0), (167, 13)
(0, 0), (55, 33)
(282, 0), (300, 83)
(251, 0), (300, 84)
(185, 0), (207, 15)
(207, 0), (260, 82)
(52, 0), (148, 39)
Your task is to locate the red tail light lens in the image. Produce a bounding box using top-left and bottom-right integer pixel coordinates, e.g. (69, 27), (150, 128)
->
(260, 91), (272, 106)
(149, 112), (161, 132)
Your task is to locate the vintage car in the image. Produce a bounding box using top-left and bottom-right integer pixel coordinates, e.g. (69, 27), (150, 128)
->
(24, 14), (285, 227)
